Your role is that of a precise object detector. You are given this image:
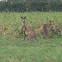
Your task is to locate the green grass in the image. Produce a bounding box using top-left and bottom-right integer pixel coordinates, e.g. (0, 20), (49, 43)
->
(0, 11), (62, 37)
(0, 11), (62, 27)
(0, 12), (62, 62)
(0, 36), (62, 62)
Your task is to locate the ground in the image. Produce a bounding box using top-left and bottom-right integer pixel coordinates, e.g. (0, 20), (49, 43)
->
(0, 36), (62, 62)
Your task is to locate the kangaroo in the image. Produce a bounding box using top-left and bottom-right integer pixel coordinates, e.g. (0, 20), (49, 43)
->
(21, 17), (36, 40)
(54, 26), (62, 37)
(55, 26), (62, 31)
(39, 21), (53, 38)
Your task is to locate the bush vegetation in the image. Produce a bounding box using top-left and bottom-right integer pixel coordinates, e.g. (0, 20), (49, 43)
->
(0, 1), (62, 12)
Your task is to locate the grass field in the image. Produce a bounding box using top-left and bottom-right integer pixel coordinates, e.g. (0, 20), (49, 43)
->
(0, 12), (62, 62)
(0, 36), (62, 62)
(0, 11), (62, 27)
(0, 11), (62, 37)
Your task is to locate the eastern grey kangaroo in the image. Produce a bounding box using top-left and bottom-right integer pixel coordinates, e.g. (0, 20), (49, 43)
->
(21, 17), (36, 40)
(39, 21), (53, 38)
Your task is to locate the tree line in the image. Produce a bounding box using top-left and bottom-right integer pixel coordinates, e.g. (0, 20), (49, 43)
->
(0, 0), (62, 12)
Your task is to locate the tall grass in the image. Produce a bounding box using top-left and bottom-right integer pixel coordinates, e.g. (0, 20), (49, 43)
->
(0, 12), (62, 26)
(0, 11), (62, 37)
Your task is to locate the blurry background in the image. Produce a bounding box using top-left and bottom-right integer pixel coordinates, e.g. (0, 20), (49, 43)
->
(0, 0), (62, 12)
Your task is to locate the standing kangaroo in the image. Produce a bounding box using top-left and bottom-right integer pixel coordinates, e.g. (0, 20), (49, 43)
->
(39, 21), (53, 38)
(21, 17), (36, 40)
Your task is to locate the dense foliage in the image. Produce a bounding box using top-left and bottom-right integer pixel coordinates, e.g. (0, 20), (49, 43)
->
(0, 1), (62, 12)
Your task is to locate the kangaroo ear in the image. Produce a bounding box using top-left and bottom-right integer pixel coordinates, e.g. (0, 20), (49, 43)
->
(21, 17), (23, 19)
(24, 17), (26, 19)
(50, 20), (51, 22)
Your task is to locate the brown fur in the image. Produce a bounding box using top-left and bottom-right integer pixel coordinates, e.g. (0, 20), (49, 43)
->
(21, 17), (36, 40)
(39, 21), (53, 38)
(55, 26), (62, 31)
(54, 26), (62, 36)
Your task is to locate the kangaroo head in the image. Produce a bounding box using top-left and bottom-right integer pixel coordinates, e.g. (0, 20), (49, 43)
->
(49, 20), (53, 25)
(21, 17), (26, 24)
